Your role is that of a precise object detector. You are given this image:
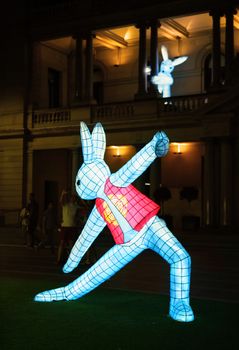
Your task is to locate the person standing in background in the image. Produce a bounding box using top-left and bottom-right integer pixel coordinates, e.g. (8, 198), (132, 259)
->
(19, 206), (29, 246)
(38, 201), (57, 254)
(57, 190), (79, 265)
(27, 193), (39, 248)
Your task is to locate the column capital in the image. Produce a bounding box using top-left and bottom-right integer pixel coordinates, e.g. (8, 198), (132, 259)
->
(209, 9), (224, 17)
(149, 18), (161, 28)
(72, 31), (94, 40)
(135, 21), (150, 29)
(223, 7), (237, 15)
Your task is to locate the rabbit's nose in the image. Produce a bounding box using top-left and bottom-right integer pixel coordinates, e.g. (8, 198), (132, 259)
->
(76, 179), (80, 186)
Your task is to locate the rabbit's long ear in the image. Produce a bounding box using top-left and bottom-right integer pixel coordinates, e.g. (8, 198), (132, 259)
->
(92, 123), (106, 160)
(173, 56), (188, 66)
(161, 45), (168, 60)
(80, 122), (93, 163)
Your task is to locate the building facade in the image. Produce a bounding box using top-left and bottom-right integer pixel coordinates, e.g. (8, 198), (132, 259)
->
(0, 0), (239, 231)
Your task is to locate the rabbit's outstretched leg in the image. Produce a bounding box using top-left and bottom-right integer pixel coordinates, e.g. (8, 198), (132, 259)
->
(34, 238), (144, 302)
(147, 217), (194, 322)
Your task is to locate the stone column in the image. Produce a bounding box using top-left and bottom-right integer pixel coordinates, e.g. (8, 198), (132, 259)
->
(202, 139), (220, 227)
(85, 32), (94, 103)
(232, 139), (239, 229)
(220, 139), (232, 226)
(22, 39), (33, 207)
(202, 141), (213, 226)
(149, 19), (160, 97)
(27, 149), (34, 205)
(225, 8), (236, 80)
(210, 10), (222, 88)
(135, 23), (148, 99)
(74, 35), (85, 103)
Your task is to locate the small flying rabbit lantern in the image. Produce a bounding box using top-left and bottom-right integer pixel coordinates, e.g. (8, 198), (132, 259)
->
(152, 45), (188, 98)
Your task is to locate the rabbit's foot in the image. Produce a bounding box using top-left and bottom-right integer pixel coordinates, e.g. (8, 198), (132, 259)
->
(169, 301), (194, 322)
(34, 287), (68, 302)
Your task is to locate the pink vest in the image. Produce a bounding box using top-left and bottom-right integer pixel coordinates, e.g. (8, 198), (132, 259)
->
(96, 178), (160, 244)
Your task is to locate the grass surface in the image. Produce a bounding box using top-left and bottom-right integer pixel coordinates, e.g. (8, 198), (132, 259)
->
(1, 275), (238, 350)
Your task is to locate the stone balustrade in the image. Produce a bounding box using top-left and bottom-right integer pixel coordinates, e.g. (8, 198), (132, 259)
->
(32, 109), (71, 127)
(91, 94), (209, 122)
(158, 94), (208, 114)
(31, 94), (209, 128)
(91, 102), (135, 121)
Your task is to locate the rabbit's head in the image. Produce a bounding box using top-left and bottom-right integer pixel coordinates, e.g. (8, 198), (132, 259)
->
(160, 45), (188, 74)
(75, 122), (111, 200)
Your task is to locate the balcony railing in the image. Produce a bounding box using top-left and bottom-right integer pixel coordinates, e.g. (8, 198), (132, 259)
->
(91, 94), (209, 122)
(32, 109), (71, 127)
(158, 94), (208, 114)
(31, 94), (209, 129)
(91, 102), (135, 121)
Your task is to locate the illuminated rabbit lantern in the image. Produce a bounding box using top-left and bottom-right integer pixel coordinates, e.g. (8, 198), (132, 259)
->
(152, 45), (188, 98)
(35, 122), (194, 323)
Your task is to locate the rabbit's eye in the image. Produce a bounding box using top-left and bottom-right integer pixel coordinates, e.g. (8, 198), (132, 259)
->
(76, 179), (80, 186)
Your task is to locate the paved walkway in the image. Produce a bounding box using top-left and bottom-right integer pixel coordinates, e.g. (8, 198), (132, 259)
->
(1, 226), (239, 303)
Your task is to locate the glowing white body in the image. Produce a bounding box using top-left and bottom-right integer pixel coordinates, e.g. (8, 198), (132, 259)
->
(34, 122), (194, 322)
(152, 45), (188, 98)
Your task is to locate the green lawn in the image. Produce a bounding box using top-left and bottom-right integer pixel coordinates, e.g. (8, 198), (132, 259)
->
(1, 275), (238, 350)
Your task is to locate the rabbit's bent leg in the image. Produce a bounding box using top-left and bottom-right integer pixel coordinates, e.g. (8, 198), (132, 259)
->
(34, 239), (144, 302)
(147, 217), (194, 322)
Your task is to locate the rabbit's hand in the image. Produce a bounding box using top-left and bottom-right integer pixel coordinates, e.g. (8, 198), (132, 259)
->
(62, 206), (106, 273)
(153, 131), (169, 157)
(152, 72), (173, 86)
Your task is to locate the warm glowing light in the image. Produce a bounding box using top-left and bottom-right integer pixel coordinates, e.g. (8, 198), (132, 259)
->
(234, 15), (239, 30)
(108, 145), (135, 159)
(145, 66), (151, 75)
(34, 122), (194, 323)
(172, 143), (182, 154)
(111, 146), (121, 157)
(95, 31), (128, 50)
(123, 26), (137, 41)
(124, 29), (130, 41)
(176, 143), (181, 154)
(115, 147), (120, 157)
(170, 142), (192, 155)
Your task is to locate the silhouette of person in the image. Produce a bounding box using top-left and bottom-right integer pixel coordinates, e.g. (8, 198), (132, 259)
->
(27, 193), (39, 248)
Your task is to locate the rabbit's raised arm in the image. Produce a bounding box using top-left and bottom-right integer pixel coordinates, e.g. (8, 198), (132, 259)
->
(110, 131), (169, 187)
(63, 206), (106, 273)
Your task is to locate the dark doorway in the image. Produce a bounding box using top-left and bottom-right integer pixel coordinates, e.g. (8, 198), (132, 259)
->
(44, 180), (58, 209)
(48, 68), (61, 108)
(33, 149), (72, 223)
(93, 66), (104, 104)
(93, 81), (104, 104)
(204, 53), (225, 91)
